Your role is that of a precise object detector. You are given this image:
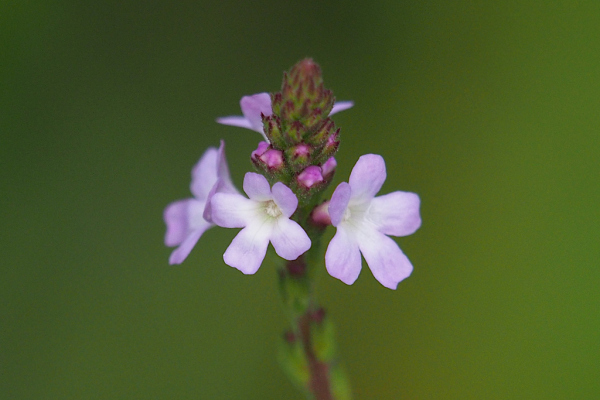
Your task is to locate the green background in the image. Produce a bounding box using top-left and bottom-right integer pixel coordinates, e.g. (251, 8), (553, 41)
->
(2, 1), (599, 398)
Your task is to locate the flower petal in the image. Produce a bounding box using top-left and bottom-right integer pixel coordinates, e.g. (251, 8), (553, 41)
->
(330, 101), (354, 115)
(270, 218), (311, 260)
(216, 140), (237, 194)
(325, 226), (362, 285)
(348, 154), (386, 203)
(203, 178), (230, 223)
(223, 221), (271, 274)
(357, 229), (413, 289)
(240, 92), (272, 132)
(328, 182), (351, 227)
(163, 199), (192, 246)
(251, 141), (270, 159)
(168, 227), (210, 265)
(369, 191), (421, 237)
(164, 199), (209, 245)
(216, 116), (254, 130)
(211, 192), (257, 228)
(203, 141), (239, 223)
(190, 147), (219, 200)
(243, 172), (272, 201)
(271, 182), (298, 218)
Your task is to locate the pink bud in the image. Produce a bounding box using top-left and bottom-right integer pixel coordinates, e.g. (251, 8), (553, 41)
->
(297, 166), (324, 188)
(321, 157), (337, 176)
(260, 149), (284, 169)
(310, 201), (331, 227)
(251, 141), (284, 170)
(294, 143), (311, 158)
(251, 141), (269, 159)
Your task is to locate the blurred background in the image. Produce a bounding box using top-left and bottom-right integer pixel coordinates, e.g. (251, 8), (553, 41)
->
(2, 1), (599, 398)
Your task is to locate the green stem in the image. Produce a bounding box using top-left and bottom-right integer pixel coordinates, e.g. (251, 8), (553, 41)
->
(278, 251), (351, 400)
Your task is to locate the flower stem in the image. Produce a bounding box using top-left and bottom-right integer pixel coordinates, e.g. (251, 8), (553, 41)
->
(278, 253), (351, 400)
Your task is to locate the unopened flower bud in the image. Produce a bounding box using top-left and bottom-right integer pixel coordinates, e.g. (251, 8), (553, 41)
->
(321, 157), (337, 177)
(286, 120), (306, 143)
(262, 115), (285, 148)
(260, 149), (284, 169)
(310, 200), (331, 228)
(252, 142), (284, 171)
(285, 143), (312, 171)
(297, 166), (324, 189)
(251, 141), (269, 159)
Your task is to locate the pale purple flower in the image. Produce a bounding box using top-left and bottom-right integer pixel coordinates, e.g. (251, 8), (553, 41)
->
(163, 141), (237, 265)
(216, 93), (272, 140)
(211, 173), (311, 274)
(216, 92), (354, 139)
(325, 154), (421, 289)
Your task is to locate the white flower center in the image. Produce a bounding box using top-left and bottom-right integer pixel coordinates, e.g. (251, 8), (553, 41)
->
(342, 207), (352, 222)
(264, 200), (282, 218)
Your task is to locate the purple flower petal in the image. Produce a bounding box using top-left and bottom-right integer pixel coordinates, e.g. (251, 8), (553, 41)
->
(223, 222), (271, 274)
(325, 226), (362, 285)
(348, 154), (387, 203)
(357, 229), (413, 289)
(190, 147), (219, 200)
(169, 227), (209, 265)
(163, 199), (192, 246)
(239, 92), (272, 132)
(203, 141), (238, 223)
(203, 178), (232, 223)
(369, 191), (421, 237)
(216, 140), (237, 195)
(270, 218), (311, 260)
(243, 172), (272, 201)
(215, 116), (254, 130)
(330, 101), (354, 115)
(251, 141), (270, 159)
(211, 192), (256, 228)
(328, 182), (351, 227)
(271, 182), (298, 218)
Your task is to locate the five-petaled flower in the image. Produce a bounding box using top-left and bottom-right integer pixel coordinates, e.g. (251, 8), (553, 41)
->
(325, 154), (421, 289)
(210, 172), (311, 274)
(216, 92), (354, 139)
(163, 141), (237, 265)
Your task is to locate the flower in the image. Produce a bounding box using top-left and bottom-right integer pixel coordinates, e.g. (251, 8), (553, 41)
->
(163, 141), (237, 264)
(210, 172), (311, 274)
(216, 92), (354, 139)
(325, 154), (421, 289)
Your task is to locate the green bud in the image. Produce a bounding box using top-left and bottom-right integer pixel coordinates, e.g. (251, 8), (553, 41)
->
(307, 119), (336, 146)
(313, 128), (340, 165)
(310, 309), (337, 363)
(262, 115), (286, 149)
(285, 143), (312, 171)
(277, 332), (310, 388)
(330, 364), (353, 400)
(285, 120), (306, 144)
(278, 267), (311, 315)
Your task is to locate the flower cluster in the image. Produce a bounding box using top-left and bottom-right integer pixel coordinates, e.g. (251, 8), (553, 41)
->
(164, 59), (421, 289)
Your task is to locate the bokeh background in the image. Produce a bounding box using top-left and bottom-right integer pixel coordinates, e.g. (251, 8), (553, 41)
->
(2, 1), (599, 398)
